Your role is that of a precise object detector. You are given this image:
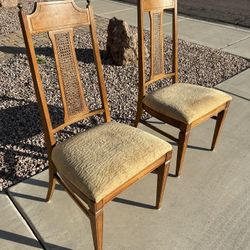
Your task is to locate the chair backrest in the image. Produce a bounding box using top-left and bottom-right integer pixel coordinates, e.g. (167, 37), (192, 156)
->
(19, 0), (111, 156)
(138, 0), (178, 96)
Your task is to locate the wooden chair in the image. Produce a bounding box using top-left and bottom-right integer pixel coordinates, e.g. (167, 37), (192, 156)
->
(135, 0), (232, 177)
(18, 1), (172, 249)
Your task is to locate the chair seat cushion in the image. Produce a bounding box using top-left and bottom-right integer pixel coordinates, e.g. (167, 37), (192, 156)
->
(52, 122), (172, 202)
(143, 83), (232, 124)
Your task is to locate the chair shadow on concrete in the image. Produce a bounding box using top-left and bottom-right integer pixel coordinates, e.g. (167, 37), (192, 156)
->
(7, 191), (47, 203)
(168, 141), (211, 152)
(145, 120), (212, 152)
(6, 177), (64, 203)
(24, 178), (64, 191)
(7, 177), (65, 201)
(115, 118), (212, 152)
(113, 197), (155, 209)
(0, 230), (71, 250)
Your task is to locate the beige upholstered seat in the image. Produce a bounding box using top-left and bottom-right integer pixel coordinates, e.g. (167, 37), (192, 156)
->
(20, 1), (173, 248)
(136, 1), (232, 178)
(52, 122), (172, 202)
(143, 83), (232, 124)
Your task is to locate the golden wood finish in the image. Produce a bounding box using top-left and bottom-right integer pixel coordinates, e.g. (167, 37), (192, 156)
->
(144, 0), (174, 11)
(135, 0), (231, 177)
(19, 1), (172, 249)
(27, 0), (90, 34)
(211, 102), (230, 151)
(156, 159), (170, 209)
(89, 202), (104, 250)
(176, 128), (190, 177)
(45, 162), (57, 201)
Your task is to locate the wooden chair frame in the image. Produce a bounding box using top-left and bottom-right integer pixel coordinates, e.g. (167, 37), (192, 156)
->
(19, 1), (172, 249)
(135, 0), (231, 177)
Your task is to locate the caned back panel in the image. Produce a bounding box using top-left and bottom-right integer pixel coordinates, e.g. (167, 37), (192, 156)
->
(150, 10), (164, 78)
(139, 0), (178, 92)
(19, 0), (110, 148)
(49, 29), (89, 119)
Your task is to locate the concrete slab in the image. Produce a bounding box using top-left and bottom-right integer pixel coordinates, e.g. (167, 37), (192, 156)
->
(101, 8), (175, 29)
(81, 0), (250, 59)
(0, 193), (42, 249)
(8, 70), (250, 249)
(215, 68), (250, 100)
(75, 0), (183, 29)
(120, 0), (250, 28)
(75, 0), (134, 15)
(163, 18), (250, 49)
(222, 37), (250, 60)
(8, 169), (197, 250)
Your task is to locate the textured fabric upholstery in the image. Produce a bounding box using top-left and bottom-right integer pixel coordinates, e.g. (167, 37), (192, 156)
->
(52, 122), (172, 202)
(143, 83), (232, 124)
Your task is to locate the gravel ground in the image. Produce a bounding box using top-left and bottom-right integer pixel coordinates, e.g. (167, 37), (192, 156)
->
(0, 1), (36, 35)
(0, 3), (250, 191)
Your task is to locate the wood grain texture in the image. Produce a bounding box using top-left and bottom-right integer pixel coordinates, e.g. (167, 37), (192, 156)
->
(27, 0), (90, 34)
(19, 1), (172, 249)
(156, 158), (171, 209)
(211, 102), (230, 151)
(135, 0), (231, 177)
(144, 0), (174, 11)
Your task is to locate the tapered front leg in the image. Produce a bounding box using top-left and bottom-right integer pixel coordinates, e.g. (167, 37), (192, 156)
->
(46, 163), (57, 202)
(176, 127), (190, 177)
(156, 154), (171, 209)
(89, 201), (104, 250)
(211, 102), (230, 151)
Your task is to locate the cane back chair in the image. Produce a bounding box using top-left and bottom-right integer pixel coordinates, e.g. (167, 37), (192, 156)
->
(19, 0), (172, 249)
(135, 0), (232, 177)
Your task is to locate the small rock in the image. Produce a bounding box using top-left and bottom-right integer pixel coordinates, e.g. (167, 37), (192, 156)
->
(0, 0), (17, 8)
(106, 17), (138, 66)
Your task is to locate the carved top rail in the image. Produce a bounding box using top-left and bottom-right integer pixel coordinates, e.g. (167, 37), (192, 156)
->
(143, 0), (174, 11)
(26, 0), (90, 34)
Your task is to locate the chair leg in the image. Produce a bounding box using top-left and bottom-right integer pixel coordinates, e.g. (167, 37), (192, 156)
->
(134, 102), (143, 127)
(211, 106), (229, 151)
(46, 165), (57, 202)
(156, 161), (170, 210)
(176, 128), (190, 177)
(89, 203), (104, 250)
